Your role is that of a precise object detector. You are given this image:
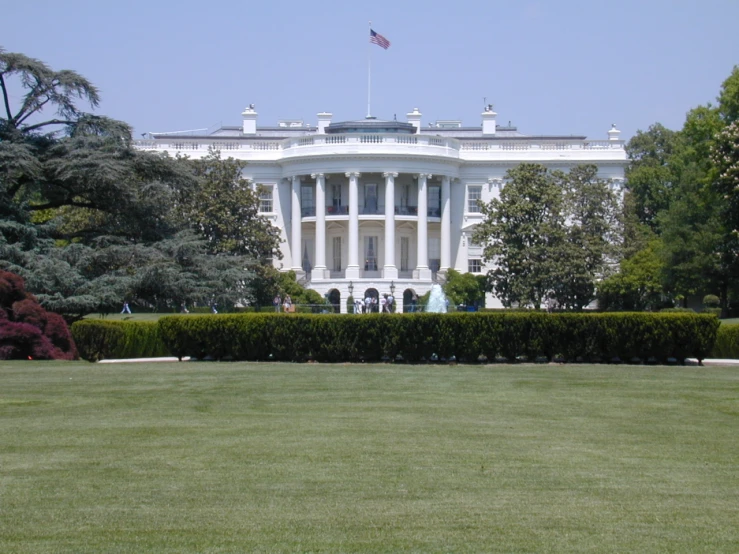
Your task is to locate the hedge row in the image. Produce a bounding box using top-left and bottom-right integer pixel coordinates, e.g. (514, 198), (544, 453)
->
(711, 323), (739, 359)
(156, 312), (719, 364)
(71, 320), (169, 362)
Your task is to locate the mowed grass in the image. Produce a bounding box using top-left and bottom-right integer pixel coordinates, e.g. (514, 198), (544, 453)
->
(1, 362), (737, 553)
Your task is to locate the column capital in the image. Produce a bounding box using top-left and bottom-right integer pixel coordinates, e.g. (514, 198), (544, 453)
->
(345, 172), (361, 178)
(290, 174), (304, 183)
(383, 172), (398, 178)
(416, 173), (433, 180)
(311, 173), (325, 179)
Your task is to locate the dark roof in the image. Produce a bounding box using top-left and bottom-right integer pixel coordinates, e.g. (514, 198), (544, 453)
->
(326, 118), (416, 134)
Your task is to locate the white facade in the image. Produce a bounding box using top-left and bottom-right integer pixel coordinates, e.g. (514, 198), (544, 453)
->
(136, 105), (627, 312)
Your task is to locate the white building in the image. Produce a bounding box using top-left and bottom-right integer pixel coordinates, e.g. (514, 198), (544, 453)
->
(136, 105), (627, 312)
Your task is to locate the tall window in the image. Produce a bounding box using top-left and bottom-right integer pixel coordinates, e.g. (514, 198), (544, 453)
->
(258, 185), (273, 213)
(400, 237), (409, 271)
(301, 239), (313, 273)
(429, 185), (441, 217)
(364, 184), (378, 214)
(401, 184), (410, 207)
(301, 185), (314, 216)
(332, 184), (342, 207)
(429, 237), (440, 272)
(364, 236), (378, 271)
(332, 237), (342, 272)
(467, 185), (482, 213)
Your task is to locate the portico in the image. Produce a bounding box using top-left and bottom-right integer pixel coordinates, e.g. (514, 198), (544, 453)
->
(289, 171), (452, 284)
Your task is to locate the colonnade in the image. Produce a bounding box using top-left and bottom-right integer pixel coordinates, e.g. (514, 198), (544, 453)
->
(289, 172), (452, 281)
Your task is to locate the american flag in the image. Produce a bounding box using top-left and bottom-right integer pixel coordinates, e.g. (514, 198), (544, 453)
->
(370, 29), (390, 50)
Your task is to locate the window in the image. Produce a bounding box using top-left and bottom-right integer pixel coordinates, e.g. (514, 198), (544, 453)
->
(401, 184), (410, 207)
(468, 259), (482, 273)
(429, 237), (440, 273)
(301, 239), (313, 273)
(364, 236), (378, 271)
(467, 186), (482, 213)
(400, 237), (409, 271)
(258, 186), (273, 213)
(332, 184), (342, 207)
(332, 237), (342, 272)
(301, 185), (314, 217)
(429, 185), (441, 217)
(364, 184), (378, 214)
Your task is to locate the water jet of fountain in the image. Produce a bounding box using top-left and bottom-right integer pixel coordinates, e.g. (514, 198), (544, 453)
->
(426, 283), (448, 313)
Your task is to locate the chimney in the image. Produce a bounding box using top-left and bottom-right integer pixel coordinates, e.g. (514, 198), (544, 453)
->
(407, 107), (422, 132)
(608, 123), (621, 141)
(482, 104), (497, 135)
(317, 112), (332, 134)
(242, 104), (257, 134)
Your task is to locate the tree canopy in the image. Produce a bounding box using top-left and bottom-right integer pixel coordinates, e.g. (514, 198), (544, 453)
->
(473, 163), (620, 310)
(0, 48), (276, 319)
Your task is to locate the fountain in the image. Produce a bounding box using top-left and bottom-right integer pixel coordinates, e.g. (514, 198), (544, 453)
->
(426, 283), (448, 313)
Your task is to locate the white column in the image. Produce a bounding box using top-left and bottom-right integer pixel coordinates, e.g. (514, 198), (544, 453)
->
(414, 173), (432, 280)
(312, 173), (328, 280)
(383, 172), (398, 279)
(345, 172), (361, 279)
(291, 175), (303, 274)
(440, 175), (451, 272)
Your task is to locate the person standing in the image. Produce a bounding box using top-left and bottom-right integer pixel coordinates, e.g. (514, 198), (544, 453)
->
(386, 293), (394, 313)
(121, 301), (131, 314)
(380, 294), (388, 313)
(283, 295), (292, 313)
(273, 294), (281, 313)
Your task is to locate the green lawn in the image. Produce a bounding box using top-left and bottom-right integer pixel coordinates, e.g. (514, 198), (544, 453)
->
(1, 362), (737, 553)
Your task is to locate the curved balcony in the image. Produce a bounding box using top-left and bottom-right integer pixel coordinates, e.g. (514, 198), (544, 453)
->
(280, 134), (461, 160)
(304, 204), (441, 220)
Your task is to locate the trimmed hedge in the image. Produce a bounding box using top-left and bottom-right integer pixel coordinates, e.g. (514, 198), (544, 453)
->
(711, 323), (739, 359)
(72, 320), (169, 362)
(157, 312), (719, 364)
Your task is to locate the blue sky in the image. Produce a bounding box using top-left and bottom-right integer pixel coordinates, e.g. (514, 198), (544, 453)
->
(3, 0), (738, 140)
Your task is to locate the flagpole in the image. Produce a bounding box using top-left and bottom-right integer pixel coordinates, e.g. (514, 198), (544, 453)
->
(367, 21), (372, 118)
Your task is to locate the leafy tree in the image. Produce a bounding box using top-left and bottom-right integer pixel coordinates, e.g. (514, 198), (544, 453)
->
(597, 241), (668, 311)
(624, 123), (681, 230)
(177, 149), (281, 260)
(474, 163), (621, 310)
(0, 49), (254, 319)
(474, 163), (565, 309)
(443, 269), (485, 308)
(552, 165), (622, 309)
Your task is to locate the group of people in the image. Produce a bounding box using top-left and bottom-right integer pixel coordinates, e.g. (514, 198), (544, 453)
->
(354, 293), (394, 314)
(273, 294), (294, 313)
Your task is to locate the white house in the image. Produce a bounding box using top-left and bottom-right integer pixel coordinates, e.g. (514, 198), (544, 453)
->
(136, 105), (627, 312)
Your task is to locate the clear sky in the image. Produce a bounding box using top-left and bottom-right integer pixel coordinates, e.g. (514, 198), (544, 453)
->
(3, 0), (738, 141)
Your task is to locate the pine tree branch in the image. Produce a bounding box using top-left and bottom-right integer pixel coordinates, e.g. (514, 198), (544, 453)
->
(0, 73), (13, 122)
(22, 118), (75, 132)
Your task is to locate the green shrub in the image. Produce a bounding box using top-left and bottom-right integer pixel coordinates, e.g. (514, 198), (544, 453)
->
(703, 294), (720, 308)
(72, 320), (169, 362)
(702, 307), (722, 318)
(711, 324), (739, 358)
(156, 312), (719, 364)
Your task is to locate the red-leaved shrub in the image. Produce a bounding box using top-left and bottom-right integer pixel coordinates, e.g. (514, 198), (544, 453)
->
(0, 270), (77, 360)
